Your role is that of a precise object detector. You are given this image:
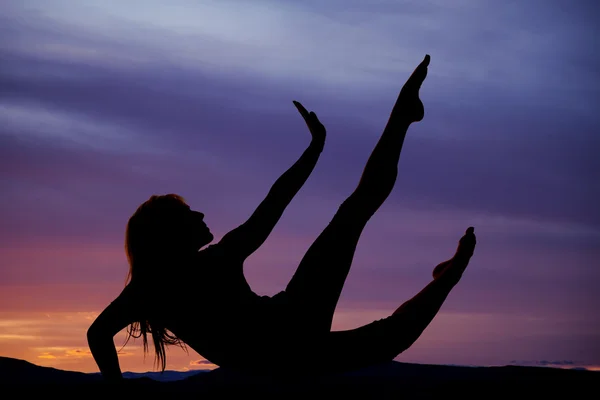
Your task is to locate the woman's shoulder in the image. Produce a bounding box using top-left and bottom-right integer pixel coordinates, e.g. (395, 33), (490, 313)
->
(196, 243), (226, 262)
(201, 243), (221, 254)
(117, 281), (141, 302)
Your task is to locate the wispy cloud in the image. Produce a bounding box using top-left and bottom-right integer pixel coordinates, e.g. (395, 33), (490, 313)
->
(0, 103), (168, 154)
(509, 359), (600, 371)
(189, 359), (217, 368)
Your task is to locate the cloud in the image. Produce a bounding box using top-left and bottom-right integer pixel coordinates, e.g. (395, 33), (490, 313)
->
(537, 360), (574, 366)
(1, 46), (598, 240)
(0, 103), (158, 153)
(0, 334), (38, 341)
(6, 0), (599, 113)
(36, 347), (94, 360)
(508, 359), (599, 370)
(1, 10), (598, 232)
(189, 359), (216, 367)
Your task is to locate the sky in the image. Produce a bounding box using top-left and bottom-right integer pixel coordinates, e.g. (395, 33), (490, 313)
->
(1, 0), (599, 373)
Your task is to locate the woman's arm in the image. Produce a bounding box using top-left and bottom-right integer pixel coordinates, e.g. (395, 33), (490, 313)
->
(218, 101), (326, 260)
(87, 285), (138, 381)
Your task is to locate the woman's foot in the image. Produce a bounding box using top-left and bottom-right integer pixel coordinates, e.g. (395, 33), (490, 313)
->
(397, 54), (430, 124)
(432, 227), (476, 282)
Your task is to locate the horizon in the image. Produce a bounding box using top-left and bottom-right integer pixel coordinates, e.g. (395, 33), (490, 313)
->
(7, 354), (599, 375)
(80, 361), (600, 374)
(1, 1), (599, 374)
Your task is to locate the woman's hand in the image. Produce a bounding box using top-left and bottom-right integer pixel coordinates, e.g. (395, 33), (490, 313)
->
(293, 100), (326, 149)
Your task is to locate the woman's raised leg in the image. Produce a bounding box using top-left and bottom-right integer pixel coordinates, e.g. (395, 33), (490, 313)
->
(305, 228), (477, 375)
(284, 55), (431, 334)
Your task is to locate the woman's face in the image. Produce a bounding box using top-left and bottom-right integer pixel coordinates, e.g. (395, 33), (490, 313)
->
(178, 205), (214, 251)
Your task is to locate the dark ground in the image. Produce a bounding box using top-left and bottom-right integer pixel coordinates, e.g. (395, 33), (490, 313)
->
(1, 356), (597, 399)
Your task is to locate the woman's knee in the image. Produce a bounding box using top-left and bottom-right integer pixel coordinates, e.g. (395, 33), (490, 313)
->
(368, 316), (415, 360)
(338, 193), (375, 223)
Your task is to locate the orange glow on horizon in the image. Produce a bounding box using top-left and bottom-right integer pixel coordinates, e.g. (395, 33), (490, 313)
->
(0, 311), (216, 373)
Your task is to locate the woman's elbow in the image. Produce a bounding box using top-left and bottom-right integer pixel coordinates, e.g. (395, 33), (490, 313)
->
(86, 321), (105, 345)
(87, 325), (97, 345)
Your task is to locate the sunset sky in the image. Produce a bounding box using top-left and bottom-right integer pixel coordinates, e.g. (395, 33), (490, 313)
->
(1, 0), (599, 373)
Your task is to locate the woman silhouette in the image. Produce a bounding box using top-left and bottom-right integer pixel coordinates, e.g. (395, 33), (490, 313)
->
(88, 55), (477, 379)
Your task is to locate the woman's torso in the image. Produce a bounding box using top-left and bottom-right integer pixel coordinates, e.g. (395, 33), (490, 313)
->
(158, 244), (287, 368)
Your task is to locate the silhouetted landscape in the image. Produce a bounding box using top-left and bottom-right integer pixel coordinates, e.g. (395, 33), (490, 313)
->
(2, 356), (597, 399)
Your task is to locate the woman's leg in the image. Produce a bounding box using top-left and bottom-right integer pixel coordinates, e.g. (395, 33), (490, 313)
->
(284, 56), (431, 334)
(312, 228), (477, 374)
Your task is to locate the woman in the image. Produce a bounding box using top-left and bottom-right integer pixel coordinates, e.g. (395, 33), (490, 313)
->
(87, 55), (477, 379)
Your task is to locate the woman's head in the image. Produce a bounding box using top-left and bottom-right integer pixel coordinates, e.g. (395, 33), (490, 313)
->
(125, 193), (213, 283)
(123, 193), (213, 370)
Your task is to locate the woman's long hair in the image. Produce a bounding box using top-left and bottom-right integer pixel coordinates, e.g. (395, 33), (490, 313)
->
(123, 194), (189, 371)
